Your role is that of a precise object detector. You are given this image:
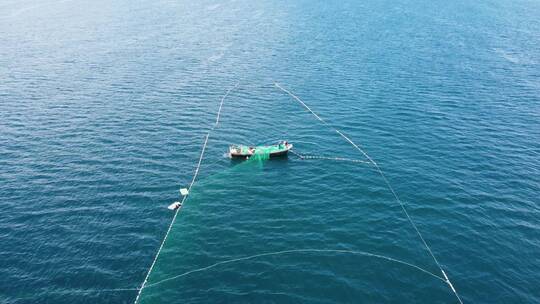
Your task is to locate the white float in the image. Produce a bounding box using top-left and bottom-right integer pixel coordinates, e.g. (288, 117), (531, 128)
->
(167, 201), (182, 210)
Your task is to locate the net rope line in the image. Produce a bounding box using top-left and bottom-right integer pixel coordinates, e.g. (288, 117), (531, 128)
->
(144, 248), (446, 289)
(133, 134), (208, 304)
(133, 84), (238, 304)
(85, 83), (456, 299)
(48, 247), (446, 295)
(215, 82), (239, 128)
(290, 149), (372, 164)
(274, 83), (463, 304)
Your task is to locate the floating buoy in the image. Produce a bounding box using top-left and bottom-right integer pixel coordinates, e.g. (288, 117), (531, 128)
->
(179, 188), (189, 196)
(168, 201), (182, 210)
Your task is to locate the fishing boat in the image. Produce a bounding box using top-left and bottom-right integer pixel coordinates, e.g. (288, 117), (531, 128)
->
(229, 141), (293, 159)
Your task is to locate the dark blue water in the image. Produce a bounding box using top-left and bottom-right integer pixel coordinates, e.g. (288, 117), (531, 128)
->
(1, 0), (539, 303)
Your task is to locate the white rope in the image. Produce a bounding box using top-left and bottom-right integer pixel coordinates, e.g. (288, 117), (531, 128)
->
(290, 150), (371, 164)
(304, 155), (371, 164)
(275, 83), (464, 304)
(144, 248), (446, 289)
(288, 149), (305, 160)
(133, 134), (209, 304)
(134, 83), (238, 304)
(275, 83), (376, 165)
(214, 82), (239, 128)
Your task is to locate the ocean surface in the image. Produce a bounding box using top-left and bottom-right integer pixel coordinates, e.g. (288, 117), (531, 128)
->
(1, 0), (539, 303)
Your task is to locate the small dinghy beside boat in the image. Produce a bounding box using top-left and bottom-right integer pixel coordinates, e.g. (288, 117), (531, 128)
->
(229, 141), (293, 159)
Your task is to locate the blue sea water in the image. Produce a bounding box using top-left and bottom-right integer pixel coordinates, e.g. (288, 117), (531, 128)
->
(1, 0), (540, 303)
